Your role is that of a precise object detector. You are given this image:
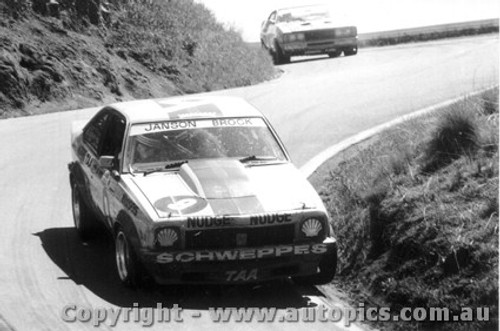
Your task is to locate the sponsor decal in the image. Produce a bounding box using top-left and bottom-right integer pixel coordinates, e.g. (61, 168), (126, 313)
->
(301, 219), (323, 237)
(144, 121), (197, 132)
(101, 170), (111, 186)
(77, 145), (86, 160)
(212, 118), (253, 127)
(187, 216), (230, 228)
(225, 269), (258, 282)
(156, 229), (178, 247)
(250, 213), (292, 225)
(156, 243), (328, 263)
(154, 196), (208, 215)
(121, 194), (139, 216)
(83, 152), (98, 174)
(130, 118), (266, 136)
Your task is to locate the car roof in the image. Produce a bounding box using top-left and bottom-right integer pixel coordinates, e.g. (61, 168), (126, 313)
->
(276, 4), (327, 12)
(107, 96), (264, 124)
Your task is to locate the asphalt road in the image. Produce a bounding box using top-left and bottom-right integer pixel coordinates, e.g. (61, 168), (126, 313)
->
(0, 35), (497, 331)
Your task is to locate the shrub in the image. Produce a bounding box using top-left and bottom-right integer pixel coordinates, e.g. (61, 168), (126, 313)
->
(421, 108), (479, 172)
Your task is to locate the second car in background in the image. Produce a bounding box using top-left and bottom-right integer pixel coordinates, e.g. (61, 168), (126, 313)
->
(260, 4), (358, 64)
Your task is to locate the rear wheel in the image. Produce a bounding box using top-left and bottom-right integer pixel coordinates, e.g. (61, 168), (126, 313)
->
(115, 228), (147, 287)
(71, 182), (97, 241)
(328, 51), (342, 58)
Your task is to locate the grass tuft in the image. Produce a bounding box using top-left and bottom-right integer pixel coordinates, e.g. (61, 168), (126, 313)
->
(421, 107), (480, 172)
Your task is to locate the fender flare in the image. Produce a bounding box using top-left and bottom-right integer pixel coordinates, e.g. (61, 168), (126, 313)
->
(115, 210), (143, 258)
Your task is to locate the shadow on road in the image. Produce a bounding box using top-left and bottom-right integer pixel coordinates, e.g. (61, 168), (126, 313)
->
(286, 55), (336, 65)
(35, 227), (324, 309)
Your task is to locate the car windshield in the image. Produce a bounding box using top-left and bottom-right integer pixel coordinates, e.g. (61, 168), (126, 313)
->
(126, 117), (287, 172)
(277, 5), (331, 23)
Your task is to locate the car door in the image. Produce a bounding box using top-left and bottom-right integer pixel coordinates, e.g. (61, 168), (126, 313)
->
(98, 113), (126, 228)
(81, 109), (111, 215)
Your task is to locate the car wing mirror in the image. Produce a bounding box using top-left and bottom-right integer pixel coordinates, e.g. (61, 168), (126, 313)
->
(99, 155), (115, 169)
(111, 170), (120, 180)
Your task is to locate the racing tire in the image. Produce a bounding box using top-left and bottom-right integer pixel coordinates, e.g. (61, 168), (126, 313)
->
(273, 41), (290, 65)
(328, 51), (342, 58)
(115, 227), (147, 288)
(71, 182), (97, 241)
(344, 46), (358, 56)
(292, 258), (336, 286)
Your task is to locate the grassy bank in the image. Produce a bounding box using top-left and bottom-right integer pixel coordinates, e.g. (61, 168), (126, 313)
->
(0, 0), (274, 117)
(310, 89), (499, 330)
(105, 0), (273, 93)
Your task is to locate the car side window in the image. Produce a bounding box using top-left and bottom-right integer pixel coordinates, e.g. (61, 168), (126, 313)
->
(83, 111), (110, 154)
(100, 114), (126, 160)
(269, 11), (276, 23)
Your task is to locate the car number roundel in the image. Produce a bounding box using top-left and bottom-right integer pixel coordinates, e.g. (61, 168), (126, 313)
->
(154, 196), (208, 215)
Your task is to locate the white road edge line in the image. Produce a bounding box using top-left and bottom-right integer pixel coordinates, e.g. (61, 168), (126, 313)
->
(300, 85), (499, 179)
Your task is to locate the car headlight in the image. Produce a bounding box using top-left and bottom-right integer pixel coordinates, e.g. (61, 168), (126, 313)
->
(300, 218), (325, 238)
(155, 228), (180, 248)
(337, 27), (356, 37)
(288, 34), (297, 42)
(284, 33), (304, 43)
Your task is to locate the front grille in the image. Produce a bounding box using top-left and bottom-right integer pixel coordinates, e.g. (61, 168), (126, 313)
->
(305, 28), (356, 42)
(305, 29), (335, 41)
(185, 224), (295, 249)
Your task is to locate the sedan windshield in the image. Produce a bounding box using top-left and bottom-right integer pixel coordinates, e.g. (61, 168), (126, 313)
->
(277, 5), (330, 23)
(126, 117), (287, 172)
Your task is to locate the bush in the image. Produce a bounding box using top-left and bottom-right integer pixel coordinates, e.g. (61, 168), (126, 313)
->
(421, 108), (479, 172)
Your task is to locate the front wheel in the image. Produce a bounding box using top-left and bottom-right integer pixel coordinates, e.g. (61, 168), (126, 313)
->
(272, 41), (290, 65)
(344, 46), (358, 56)
(292, 257), (336, 285)
(328, 51), (342, 58)
(115, 228), (147, 287)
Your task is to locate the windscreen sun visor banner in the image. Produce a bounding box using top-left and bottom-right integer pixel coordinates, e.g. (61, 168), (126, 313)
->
(130, 118), (267, 136)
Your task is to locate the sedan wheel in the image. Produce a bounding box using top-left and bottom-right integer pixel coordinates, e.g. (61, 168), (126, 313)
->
(71, 183), (96, 240)
(344, 47), (358, 56)
(328, 51), (342, 58)
(115, 231), (131, 282)
(115, 228), (146, 287)
(273, 41), (290, 65)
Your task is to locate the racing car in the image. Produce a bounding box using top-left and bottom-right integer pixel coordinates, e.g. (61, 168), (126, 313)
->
(261, 4), (358, 64)
(68, 96), (337, 286)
